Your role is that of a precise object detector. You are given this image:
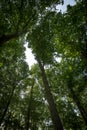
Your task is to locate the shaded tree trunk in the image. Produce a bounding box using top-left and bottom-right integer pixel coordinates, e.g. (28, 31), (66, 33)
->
(25, 80), (34, 130)
(37, 57), (64, 130)
(67, 77), (87, 126)
(68, 86), (87, 126)
(0, 33), (20, 46)
(0, 13), (36, 46)
(0, 84), (16, 126)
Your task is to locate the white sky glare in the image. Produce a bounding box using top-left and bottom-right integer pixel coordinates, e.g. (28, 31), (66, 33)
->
(24, 0), (76, 67)
(24, 43), (37, 68)
(57, 0), (75, 12)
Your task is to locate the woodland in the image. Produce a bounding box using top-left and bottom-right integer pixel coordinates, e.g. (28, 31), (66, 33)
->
(0, 0), (87, 130)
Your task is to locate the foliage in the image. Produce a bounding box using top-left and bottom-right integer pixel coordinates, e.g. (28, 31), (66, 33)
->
(0, 0), (87, 130)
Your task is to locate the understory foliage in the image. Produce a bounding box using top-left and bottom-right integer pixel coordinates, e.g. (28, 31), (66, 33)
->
(0, 0), (87, 130)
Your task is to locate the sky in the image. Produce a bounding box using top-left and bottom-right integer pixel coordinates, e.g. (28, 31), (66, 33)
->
(24, 43), (37, 68)
(57, 0), (75, 12)
(25, 0), (76, 68)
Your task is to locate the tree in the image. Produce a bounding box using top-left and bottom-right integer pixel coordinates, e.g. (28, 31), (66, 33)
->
(25, 79), (34, 130)
(37, 57), (64, 130)
(0, 0), (63, 45)
(0, 0), (87, 129)
(27, 11), (64, 129)
(52, 0), (87, 126)
(0, 38), (29, 128)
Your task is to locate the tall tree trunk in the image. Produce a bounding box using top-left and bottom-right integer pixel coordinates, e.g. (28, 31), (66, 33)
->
(25, 80), (34, 130)
(68, 86), (87, 126)
(67, 77), (87, 126)
(37, 57), (64, 130)
(0, 84), (16, 126)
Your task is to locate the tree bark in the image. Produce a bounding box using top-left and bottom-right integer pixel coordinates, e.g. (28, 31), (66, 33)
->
(0, 13), (36, 46)
(37, 57), (64, 130)
(25, 80), (34, 130)
(0, 33), (20, 45)
(68, 85), (87, 126)
(0, 84), (16, 126)
(67, 77), (87, 126)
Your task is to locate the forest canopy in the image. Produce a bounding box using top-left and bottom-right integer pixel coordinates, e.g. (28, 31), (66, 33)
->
(0, 0), (87, 130)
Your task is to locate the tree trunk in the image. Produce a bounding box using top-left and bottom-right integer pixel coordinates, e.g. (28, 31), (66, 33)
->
(25, 80), (34, 130)
(68, 85), (87, 126)
(0, 84), (16, 126)
(37, 57), (64, 130)
(0, 33), (19, 45)
(67, 77), (87, 126)
(0, 13), (36, 46)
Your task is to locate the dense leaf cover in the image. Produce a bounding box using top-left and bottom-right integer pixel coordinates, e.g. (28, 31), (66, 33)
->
(0, 0), (87, 130)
